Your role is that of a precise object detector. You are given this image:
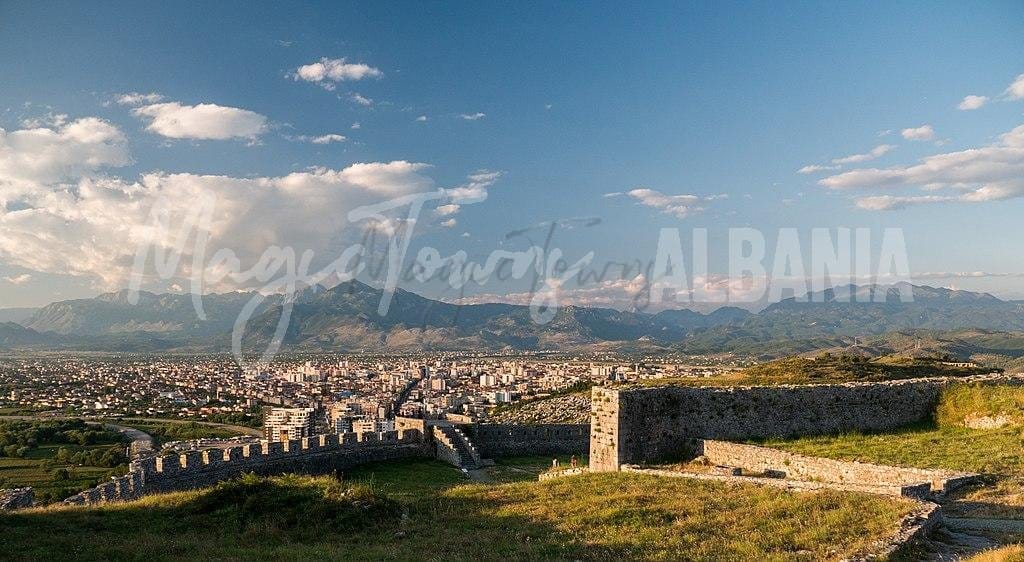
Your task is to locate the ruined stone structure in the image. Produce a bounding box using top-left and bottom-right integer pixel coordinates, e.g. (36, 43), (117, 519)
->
(62, 429), (429, 506)
(590, 374), (1022, 471)
(464, 423), (589, 458)
(0, 487), (34, 510)
(690, 439), (977, 498)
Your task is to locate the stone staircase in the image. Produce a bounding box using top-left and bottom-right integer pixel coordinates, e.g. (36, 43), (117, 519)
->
(433, 425), (484, 470)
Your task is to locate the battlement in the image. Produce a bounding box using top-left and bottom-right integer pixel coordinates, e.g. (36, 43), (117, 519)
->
(64, 428), (427, 506)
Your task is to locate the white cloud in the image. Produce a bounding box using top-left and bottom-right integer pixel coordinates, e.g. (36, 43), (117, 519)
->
(831, 144), (896, 165)
(349, 93), (373, 106)
(797, 164), (841, 174)
(440, 218), (457, 228)
(1005, 74), (1024, 100)
(435, 204), (461, 216)
(0, 154), (437, 289)
(443, 170), (503, 204)
(20, 112), (68, 128)
(3, 273), (31, 285)
(289, 133), (347, 144)
(821, 124), (1024, 209)
(416, 115), (428, 122)
(459, 112), (486, 121)
(292, 57), (382, 88)
(114, 92), (165, 106)
(132, 102), (267, 141)
(626, 188), (713, 218)
(901, 124), (936, 141)
(854, 195), (955, 211)
(0, 117), (129, 192)
(958, 95), (989, 110)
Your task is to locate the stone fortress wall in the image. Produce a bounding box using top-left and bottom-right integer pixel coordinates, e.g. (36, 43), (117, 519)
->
(590, 374), (1024, 472)
(463, 423), (589, 458)
(0, 416), (597, 510)
(62, 429), (430, 506)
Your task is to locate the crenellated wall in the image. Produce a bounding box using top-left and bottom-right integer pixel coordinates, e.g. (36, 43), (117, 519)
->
(590, 374), (1024, 471)
(63, 429), (429, 506)
(465, 423), (589, 458)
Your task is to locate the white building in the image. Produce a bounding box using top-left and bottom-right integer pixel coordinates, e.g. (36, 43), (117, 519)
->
(264, 407), (315, 442)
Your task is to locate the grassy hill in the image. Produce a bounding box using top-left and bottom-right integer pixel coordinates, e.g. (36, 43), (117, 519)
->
(0, 458), (915, 561)
(642, 353), (999, 387)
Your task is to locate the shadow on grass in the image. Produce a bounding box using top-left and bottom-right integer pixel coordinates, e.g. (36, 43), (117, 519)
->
(0, 461), (914, 562)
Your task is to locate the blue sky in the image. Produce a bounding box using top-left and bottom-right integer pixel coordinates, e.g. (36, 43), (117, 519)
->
(1, 1), (1024, 308)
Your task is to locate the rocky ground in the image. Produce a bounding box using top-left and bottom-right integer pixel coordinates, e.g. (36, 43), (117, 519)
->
(488, 393), (592, 424)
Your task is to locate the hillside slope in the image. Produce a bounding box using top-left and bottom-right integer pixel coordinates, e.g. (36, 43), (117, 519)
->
(0, 463), (914, 561)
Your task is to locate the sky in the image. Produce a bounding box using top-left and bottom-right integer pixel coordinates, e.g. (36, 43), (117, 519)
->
(1, 1), (1024, 309)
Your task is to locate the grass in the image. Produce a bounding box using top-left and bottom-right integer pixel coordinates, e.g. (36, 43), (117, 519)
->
(761, 384), (1024, 520)
(965, 545), (1024, 562)
(487, 455), (588, 484)
(936, 383), (1024, 428)
(639, 354), (998, 387)
(760, 423), (1024, 475)
(0, 462), (914, 561)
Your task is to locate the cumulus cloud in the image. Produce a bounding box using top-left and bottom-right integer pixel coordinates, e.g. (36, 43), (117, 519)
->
(459, 112), (486, 121)
(0, 160), (437, 289)
(0, 117), (129, 192)
(416, 115), (428, 122)
(291, 57), (382, 89)
(831, 144), (896, 165)
(114, 92), (165, 106)
(901, 124), (935, 141)
(821, 124), (1024, 209)
(132, 102), (267, 140)
(440, 218), (457, 228)
(3, 273), (31, 285)
(1005, 74), (1024, 100)
(625, 188), (719, 218)
(958, 95), (988, 110)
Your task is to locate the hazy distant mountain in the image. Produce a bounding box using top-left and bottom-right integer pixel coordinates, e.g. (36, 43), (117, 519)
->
(6, 281), (1024, 354)
(678, 283), (1024, 357)
(0, 322), (50, 347)
(238, 280), (730, 352)
(24, 290), (280, 337)
(0, 307), (38, 324)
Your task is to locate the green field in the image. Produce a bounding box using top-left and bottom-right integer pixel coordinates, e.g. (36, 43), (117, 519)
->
(0, 460), (914, 561)
(0, 419), (127, 503)
(0, 443), (125, 503)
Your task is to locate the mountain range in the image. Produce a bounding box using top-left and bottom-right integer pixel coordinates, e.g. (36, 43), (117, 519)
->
(2, 281), (1023, 355)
